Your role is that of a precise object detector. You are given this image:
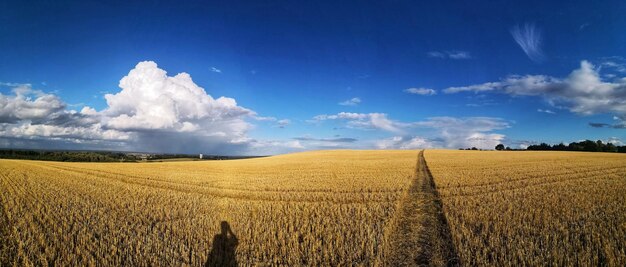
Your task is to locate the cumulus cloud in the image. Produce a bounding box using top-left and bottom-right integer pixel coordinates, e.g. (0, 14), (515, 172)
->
(312, 112), (510, 149)
(404, 87), (436, 95)
(444, 60), (626, 127)
(607, 137), (623, 145)
(427, 51), (471, 59)
(0, 84), (66, 123)
(412, 117), (509, 149)
(0, 83), (129, 143)
(103, 61), (253, 133)
(338, 97), (361, 106)
(511, 23), (545, 63)
(0, 61), (273, 154)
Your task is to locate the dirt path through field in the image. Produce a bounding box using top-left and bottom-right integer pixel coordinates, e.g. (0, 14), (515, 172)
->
(382, 150), (459, 266)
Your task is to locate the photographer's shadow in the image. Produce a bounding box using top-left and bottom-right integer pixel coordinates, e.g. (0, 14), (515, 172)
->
(205, 221), (238, 267)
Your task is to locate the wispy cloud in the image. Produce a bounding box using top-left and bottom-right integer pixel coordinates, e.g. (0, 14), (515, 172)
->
(511, 23), (545, 63)
(210, 67), (222, 73)
(277, 119), (290, 128)
(404, 87), (436, 95)
(601, 61), (626, 73)
(338, 97), (361, 106)
(537, 109), (556, 114)
(427, 50), (471, 59)
(579, 23), (590, 31)
(254, 116), (291, 128)
(588, 122), (626, 129)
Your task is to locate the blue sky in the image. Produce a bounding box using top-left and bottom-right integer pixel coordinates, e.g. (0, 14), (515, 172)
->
(1, 0), (625, 154)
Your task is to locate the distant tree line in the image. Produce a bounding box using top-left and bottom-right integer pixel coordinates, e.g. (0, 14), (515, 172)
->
(525, 140), (626, 153)
(488, 140), (626, 153)
(149, 154), (255, 160)
(0, 149), (266, 162)
(0, 149), (139, 162)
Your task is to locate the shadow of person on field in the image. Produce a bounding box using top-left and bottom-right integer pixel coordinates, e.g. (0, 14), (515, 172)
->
(205, 221), (238, 267)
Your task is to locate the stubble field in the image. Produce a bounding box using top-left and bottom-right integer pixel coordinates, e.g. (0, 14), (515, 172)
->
(426, 150), (626, 266)
(1, 149), (625, 266)
(0, 150), (418, 266)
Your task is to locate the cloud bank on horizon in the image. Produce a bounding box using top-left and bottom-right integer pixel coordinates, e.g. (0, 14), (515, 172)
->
(1, 58), (625, 154)
(0, 62), (288, 154)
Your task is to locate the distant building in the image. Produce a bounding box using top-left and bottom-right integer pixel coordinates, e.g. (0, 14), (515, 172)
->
(199, 153), (203, 159)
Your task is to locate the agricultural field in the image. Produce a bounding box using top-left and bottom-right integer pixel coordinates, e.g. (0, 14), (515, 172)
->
(2, 149), (625, 266)
(425, 150), (626, 266)
(0, 150), (420, 266)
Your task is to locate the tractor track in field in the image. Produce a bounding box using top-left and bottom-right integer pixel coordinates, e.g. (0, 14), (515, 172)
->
(383, 150), (459, 266)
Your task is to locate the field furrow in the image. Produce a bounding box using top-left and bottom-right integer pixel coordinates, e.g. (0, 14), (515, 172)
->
(383, 150), (459, 266)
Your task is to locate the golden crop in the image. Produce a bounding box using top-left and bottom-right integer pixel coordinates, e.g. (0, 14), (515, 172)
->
(0, 150), (418, 266)
(425, 150), (626, 266)
(3, 149), (624, 266)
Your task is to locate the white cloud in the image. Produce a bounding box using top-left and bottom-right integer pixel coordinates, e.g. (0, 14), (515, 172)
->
(404, 87), (436, 95)
(427, 50), (471, 59)
(448, 51), (472, 59)
(601, 61), (626, 73)
(338, 97), (361, 106)
(0, 84), (66, 123)
(444, 60), (626, 126)
(277, 119), (290, 128)
(313, 112), (405, 133)
(210, 67), (222, 73)
(444, 82), (504, 94)
(412, 116), (509, 149)
(0, 61), (270, 154)
(253, 116), (291, 128)
(511, 23), (545, 63)
(313, 112), (510, 149)
(607, 137), (623, 145)
(537, 109), (555, 114)
(0, 84), (130, 146)
(103, 62), (253, 136)
(376, 136), (434, 149)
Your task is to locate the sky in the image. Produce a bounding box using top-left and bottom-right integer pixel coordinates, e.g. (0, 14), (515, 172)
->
(1, 0), (626, 155)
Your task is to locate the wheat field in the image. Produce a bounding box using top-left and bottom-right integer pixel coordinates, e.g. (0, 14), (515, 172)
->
(0, 150), (419, 266)
(425, 150), (626, 266)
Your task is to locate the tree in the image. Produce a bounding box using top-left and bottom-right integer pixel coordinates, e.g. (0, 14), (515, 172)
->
(553, 143), (567, 151)
(495, 144), (505, 150)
